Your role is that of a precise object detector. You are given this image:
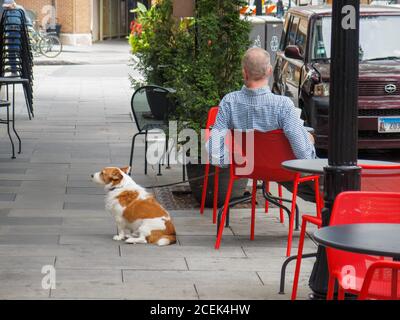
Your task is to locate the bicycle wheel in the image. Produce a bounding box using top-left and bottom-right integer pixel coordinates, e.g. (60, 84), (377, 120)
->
(39, 35), (63, 58)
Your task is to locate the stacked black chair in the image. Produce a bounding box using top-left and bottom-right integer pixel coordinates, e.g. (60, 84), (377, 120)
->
(0, 8), (34, 119)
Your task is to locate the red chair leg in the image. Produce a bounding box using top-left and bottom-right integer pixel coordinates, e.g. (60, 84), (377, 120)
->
(215, 177), (234, 250)
(251, 179), (257, 241)
(327, 275), (335, 300)
(338, 286), (345, 300)
(200, 164), (210, 214)
(213, 166), (219, 224)
(314, 178), (321, 218)
(291, 218), (308, 300)
(286, 176), (299, 257)
(265, 181), (270, 213)
(278, 184), (284, 223)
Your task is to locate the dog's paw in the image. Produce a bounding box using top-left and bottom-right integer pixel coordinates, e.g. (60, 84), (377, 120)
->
(125, 237), (147, 244)
(113, 235), (124, 241)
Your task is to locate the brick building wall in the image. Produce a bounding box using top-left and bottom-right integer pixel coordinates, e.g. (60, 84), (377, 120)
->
(18, 0), (92, 45)
(17, 0), (52, 26)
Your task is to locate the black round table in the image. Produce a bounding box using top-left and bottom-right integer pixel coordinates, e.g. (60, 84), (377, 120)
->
(314, 224), (400, 261)
(282, 159), (398, 175)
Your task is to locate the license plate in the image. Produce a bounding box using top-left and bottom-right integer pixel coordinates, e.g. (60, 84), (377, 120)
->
(378, 117), (400, 133)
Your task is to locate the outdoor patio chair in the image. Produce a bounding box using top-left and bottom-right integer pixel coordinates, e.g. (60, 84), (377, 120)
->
(200, 107), (285, 225)
(129, 85), (175, 176)
(326, 192), (400, 300)
(214, 130), (321, 256)
(358, 260), (400, 300)
(290, 164), (400, 300)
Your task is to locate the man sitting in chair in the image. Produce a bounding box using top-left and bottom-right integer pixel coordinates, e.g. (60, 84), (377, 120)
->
(207, 47), (317, 202)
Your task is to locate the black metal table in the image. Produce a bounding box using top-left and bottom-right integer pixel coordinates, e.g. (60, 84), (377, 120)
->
(282, 159), (398, 176)
(0, 77), (31, 158)
(314, 224), (400, 261)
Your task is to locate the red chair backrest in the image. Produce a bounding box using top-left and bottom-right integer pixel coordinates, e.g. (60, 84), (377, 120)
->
(206, 106), (219, 130)
(205, 106), (219, 141)
(360, 164), (400, 192)
(231, 130), (298, 182)
(330, 192), (400, 226)
(327, 192), (400, 293)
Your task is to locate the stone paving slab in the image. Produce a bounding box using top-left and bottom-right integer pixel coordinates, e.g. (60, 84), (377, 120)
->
(50, 282), (198, 300)
(122, 270), (262, 286)
(0, 193), (16, 201)
(12, 194), (65, 210)
(55, 268), (123, 283)
(7, 209), (105, 218)
(0, 256), (55, 269)
(186, 257), (302, 273)
(0, 245), (119, 257)
(0, 269), (47, 287)
(63, 202), (106, 211)
(0, 181), (22, 187)
(55, 256), (188, 271)
(0, 286), (50, 300)
(195, 284), (310, 300)
(0, 235), (60, 245)
(0, 217), (62, 226)
(58, 234), (127, 246)
(120, 245), (246, 259)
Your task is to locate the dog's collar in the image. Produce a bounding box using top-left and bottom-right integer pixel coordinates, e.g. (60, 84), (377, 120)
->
(108, 185), (123, 192)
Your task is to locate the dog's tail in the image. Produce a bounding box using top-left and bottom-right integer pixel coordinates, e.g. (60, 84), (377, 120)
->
(157, 235), (176, 246)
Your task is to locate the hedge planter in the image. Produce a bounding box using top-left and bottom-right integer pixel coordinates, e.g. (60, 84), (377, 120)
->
(186, 163), (248, 208)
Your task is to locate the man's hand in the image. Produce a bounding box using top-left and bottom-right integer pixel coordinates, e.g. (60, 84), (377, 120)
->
(308, 133), (315, 145)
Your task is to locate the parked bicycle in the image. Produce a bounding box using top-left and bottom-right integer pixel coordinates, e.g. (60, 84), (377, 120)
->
(28, 25), (62, 58)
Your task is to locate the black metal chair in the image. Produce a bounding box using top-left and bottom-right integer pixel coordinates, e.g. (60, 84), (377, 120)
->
(129, 85), (176, 176)
(0, 99), (19, 159)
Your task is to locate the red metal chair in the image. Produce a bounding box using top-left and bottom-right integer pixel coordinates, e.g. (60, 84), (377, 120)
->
(200, 106), (219, 224)
(358, 260), (400, 300)
(200, 107), (285, 225)
(214, 130), (320, 257)
(291, 164), (400, 300)
(326, 192), (400, 300)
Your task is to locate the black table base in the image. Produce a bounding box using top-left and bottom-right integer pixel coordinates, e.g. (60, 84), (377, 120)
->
(216, 182), (300, 238)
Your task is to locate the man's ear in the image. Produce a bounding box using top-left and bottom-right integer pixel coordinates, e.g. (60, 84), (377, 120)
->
(268, 65), (273, 77)
(120, 166), (131, 175)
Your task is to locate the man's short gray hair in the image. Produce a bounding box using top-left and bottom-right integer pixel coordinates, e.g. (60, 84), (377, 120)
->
(242, 47), (271, 81)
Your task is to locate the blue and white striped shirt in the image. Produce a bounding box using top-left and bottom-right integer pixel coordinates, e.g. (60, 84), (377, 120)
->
(208, 86), (316, 167)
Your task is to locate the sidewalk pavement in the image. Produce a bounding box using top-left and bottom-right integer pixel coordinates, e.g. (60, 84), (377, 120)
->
(34, 39), (133, 66)
(0, 40), (318, 300)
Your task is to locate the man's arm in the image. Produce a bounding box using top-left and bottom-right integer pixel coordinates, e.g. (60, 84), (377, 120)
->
(206, 100), (231, 167)
(281, 99), (316, 160)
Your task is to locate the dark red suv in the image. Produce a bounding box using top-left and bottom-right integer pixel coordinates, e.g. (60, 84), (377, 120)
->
(272, 5), (400, 150)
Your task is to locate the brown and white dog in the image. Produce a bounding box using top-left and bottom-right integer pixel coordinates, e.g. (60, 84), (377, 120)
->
(91, 167), (176, 246)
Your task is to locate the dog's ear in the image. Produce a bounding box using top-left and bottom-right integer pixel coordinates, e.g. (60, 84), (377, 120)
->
(111, 169), (123, 181)
(120, 166), (131, 175)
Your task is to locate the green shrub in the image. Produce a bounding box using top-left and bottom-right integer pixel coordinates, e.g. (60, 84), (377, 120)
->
(129, 0), (251, 133)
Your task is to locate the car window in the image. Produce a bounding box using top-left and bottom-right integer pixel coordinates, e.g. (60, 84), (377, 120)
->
(296, 18), (308, 56)
(287, 16), (300, 46)
(312, 18), (330, 59)
(280, 13), (291, 50)
(311, 15), (400, 61)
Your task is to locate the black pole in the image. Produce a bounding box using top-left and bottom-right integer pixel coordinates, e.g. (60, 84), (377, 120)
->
(255, 0), (262, 16)
(308, 0), (361, 298)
